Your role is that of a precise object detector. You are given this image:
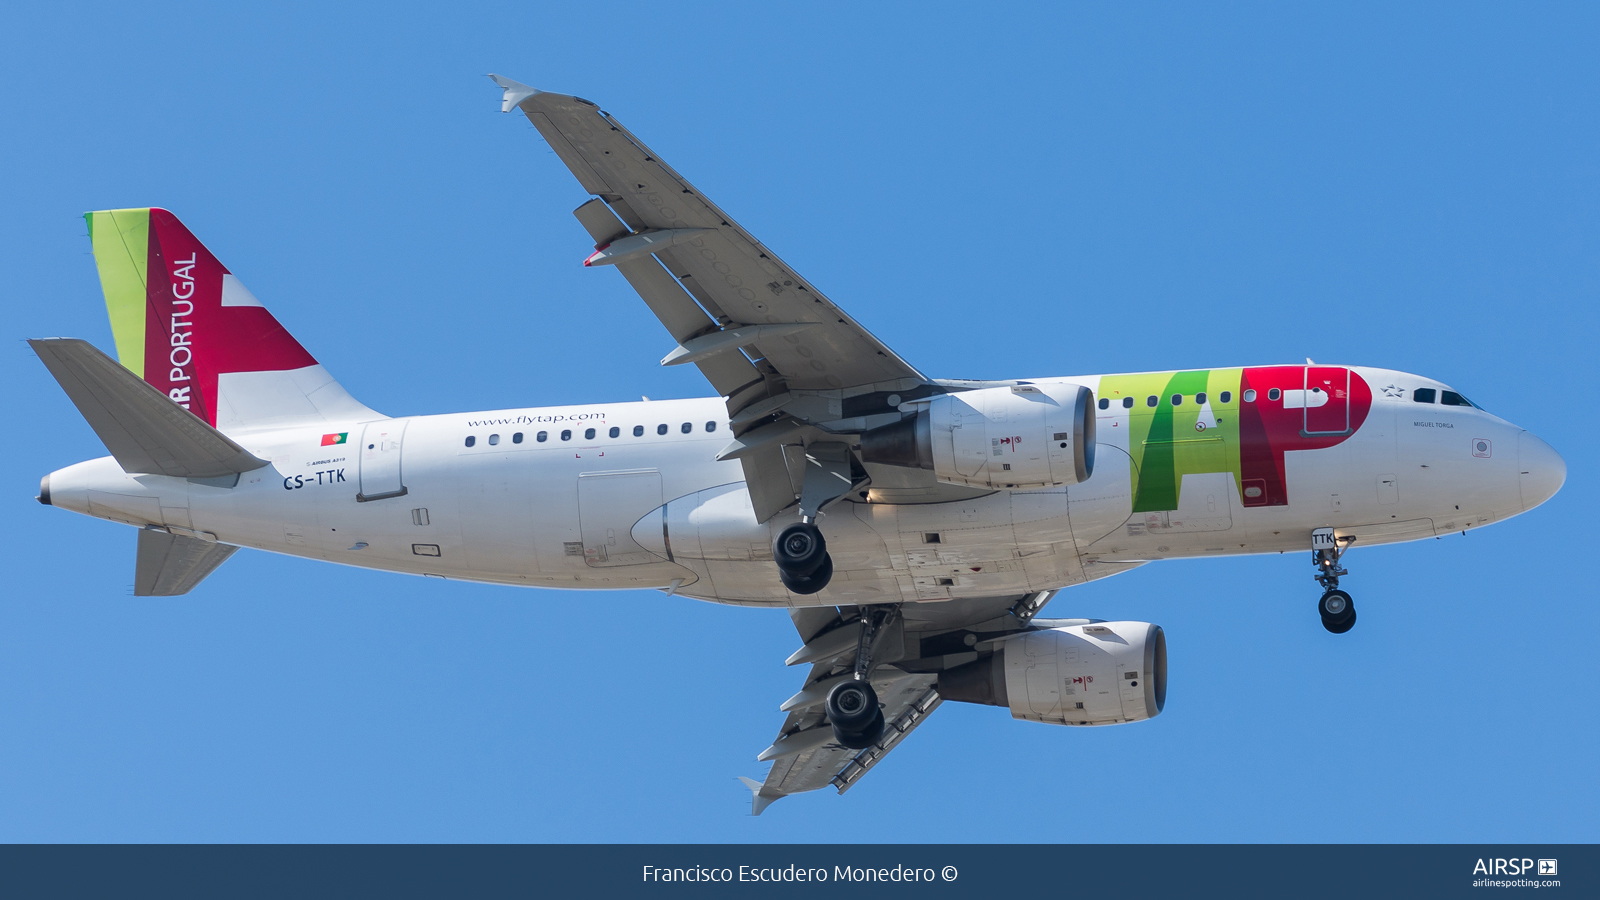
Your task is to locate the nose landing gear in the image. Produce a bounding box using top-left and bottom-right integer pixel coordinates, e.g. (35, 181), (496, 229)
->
(1312, 527), (1357, 634)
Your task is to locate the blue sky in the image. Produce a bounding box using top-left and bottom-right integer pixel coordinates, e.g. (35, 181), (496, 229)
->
(2, 2), (1595, 841)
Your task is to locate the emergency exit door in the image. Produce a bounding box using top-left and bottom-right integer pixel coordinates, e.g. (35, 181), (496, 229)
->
(357, 419), (409, 502)
(1304, 366), (1351, 434)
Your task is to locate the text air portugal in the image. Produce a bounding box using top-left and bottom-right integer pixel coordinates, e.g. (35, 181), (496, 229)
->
(143, 209), (314, 427)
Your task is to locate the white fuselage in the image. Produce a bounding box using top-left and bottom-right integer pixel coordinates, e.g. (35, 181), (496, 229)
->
(43, 365), (1558, 608)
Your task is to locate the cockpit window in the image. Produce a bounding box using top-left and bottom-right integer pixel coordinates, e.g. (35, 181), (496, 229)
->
(1441, 390), (1478, 409)
(1413, 388), (1436, 404)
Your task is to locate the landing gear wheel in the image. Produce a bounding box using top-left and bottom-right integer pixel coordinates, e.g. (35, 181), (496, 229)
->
(1322, 609), (1357, 634)
(1318, 589), (1356, 633)
(832, 708), (885, 750)
(778, 553), (833, 595)
(773, 523), (827, 577)
(825, 680), (880, 732)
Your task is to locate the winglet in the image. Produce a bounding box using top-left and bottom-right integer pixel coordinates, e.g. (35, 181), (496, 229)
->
(736, 776), (779, 816)
(487, 74), (541, 113)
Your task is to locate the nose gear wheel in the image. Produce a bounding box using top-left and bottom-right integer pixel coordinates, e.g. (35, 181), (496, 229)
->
(1311, 528), (1358, 633)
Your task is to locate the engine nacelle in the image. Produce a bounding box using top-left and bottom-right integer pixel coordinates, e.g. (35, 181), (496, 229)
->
(937, 621), (1166, 726)
(861, 383), (1095, 490)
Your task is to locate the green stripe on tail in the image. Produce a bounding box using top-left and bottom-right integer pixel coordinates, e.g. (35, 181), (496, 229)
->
(84, 208), (150, 378)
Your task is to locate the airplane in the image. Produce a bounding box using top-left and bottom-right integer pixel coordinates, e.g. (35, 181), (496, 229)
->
(30, 76), (1565, 815)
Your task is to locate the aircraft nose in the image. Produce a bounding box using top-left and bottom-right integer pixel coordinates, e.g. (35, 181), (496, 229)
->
(1518, 431), (1566, 511)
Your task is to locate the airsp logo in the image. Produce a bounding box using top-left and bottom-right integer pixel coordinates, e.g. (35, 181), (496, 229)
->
(1472, 858), (1551, 876)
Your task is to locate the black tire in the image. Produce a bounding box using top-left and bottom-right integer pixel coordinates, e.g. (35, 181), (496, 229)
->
(778, 553), (833, 595)
(832, 709), (886, 750)
(773, 523), (827, 577)
(1321, 608), (1357, 634)
(825, 679), (880, 732)
(1319, 589), (1354, 621)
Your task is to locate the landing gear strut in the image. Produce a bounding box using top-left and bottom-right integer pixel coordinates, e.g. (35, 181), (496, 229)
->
(1312, 527), (1357, 634)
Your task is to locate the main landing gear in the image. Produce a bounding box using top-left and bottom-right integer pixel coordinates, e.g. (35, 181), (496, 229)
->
(774, 522), (833, 594)
(1312, 527), (1357, 634)
(771, 440), (856, 595)
(825, 606), (896, 749)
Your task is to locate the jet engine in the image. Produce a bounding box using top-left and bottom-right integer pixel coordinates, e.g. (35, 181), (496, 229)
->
(861, 384), (1095, 490)
(937, 621), (1166, 726)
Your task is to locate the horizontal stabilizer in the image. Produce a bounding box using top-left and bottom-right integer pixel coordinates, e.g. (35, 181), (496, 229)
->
(30, 338), (269, 478)
(136, 527), (237, 596)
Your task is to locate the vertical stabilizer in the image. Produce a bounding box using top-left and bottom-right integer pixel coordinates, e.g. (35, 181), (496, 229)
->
(85, 208), (379, 434)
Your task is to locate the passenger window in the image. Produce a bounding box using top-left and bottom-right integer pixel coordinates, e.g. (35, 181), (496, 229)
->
(561, 429), (572, 441)
(1098, 398), (1109, 410)
(1122, 397), (1134, 409)
(1267, 388), (1281, 401)
(1147, 396), (1158, 408)
(536, 431), (548, 442)
(633, 425), (644, 437)
(488, 433), (500, 445)
(609, 426), (620, 438)
(1440, 390), (1473, 407)
(581, 427), (593, 440)
(1171, 394), (1183, 406)
(657, 424), (668, 435)
(680, 422), (692, 434)
(1243, 389), (1257, 402)
(1413, 388), (1437, 404)
(705, 421), (716, 432)
(464, 435), (476, 448)
(512, 432), (523, 444)
(1195, 392), (1207, 405)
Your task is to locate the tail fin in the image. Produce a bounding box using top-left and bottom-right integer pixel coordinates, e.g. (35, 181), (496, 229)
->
(85, 208), (378, 433)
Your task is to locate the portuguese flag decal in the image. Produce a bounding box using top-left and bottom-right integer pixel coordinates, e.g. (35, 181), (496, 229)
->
(321, 432), (348, 446)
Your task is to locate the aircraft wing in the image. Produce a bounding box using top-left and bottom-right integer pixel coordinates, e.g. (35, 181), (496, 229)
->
(739, 592), (1061, 814)
(492, 76), (932, 521)
(744, 661), (943, 816)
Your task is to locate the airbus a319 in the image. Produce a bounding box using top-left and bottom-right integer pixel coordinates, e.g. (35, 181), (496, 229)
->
(31, 77), (1565, 813)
